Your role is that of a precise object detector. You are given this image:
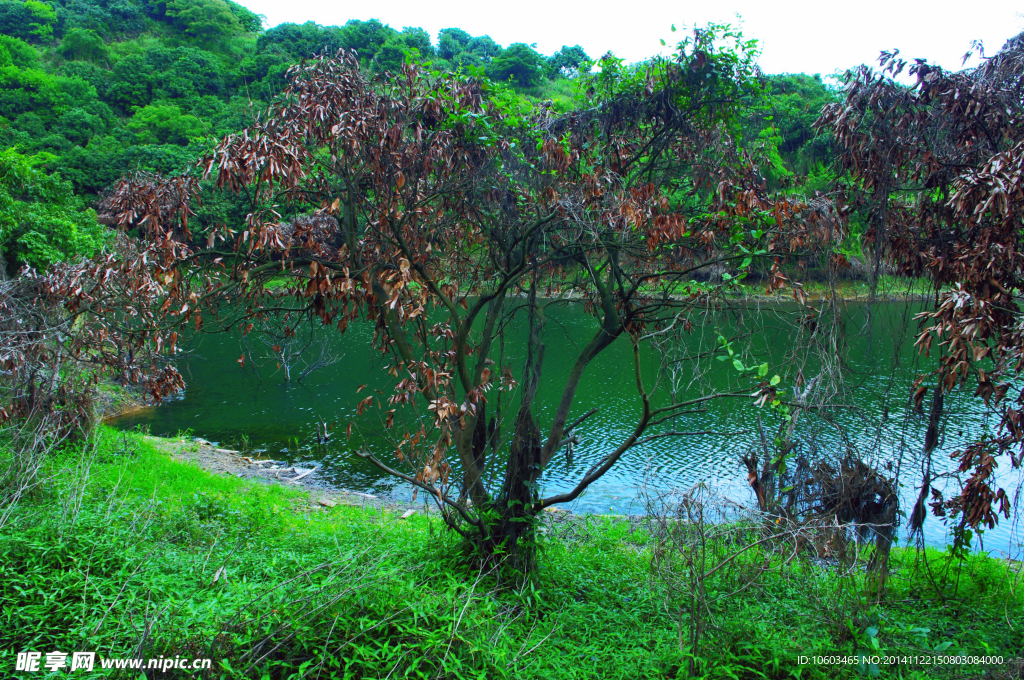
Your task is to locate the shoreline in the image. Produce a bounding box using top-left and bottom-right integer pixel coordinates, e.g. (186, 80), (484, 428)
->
(142, 435), (447, 516)
(139, 435), (1022, 567)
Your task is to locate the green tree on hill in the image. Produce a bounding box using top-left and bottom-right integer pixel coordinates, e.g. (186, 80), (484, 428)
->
(166, 0), (243, 45)
(57, 27), (109, 63)
(467, 35), (501, 62)
(489, 42), (544, 86)
(437, 27), (471, 60)
(0, 34), (38, 69)
(126, 102), (205, 144)
(0, 149), (107, 274)
(0, 1), (39, 41)
(546, 44), (590, 78)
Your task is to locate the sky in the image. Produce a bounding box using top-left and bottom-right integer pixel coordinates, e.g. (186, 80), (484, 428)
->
(236, 0), (1023, 76)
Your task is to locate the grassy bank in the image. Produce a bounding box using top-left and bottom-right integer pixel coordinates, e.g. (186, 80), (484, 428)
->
(1, 427), (1021, 679)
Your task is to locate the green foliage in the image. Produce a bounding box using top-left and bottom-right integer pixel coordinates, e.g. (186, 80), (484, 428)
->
(339, 17), (393, 62)
(398, 26), (433, 58)
(0, 6), (841, 276)
(0, 148), (108, 273)
(24, 0), (56, 40)
(0, 1), (39, 42)
(489, 42), (545, 86)
(165, 0), (244, 44)
(0, 6), (257, 193)
(546, 44), (590, 78)
(126, 102), (205, 144)
(431, 28), (504, 71)
(0, 65), (96, 128)
(0, 34), (38, 69)
(746, 73), (840, 187)
(373, 36), (409, 73)
(56, 27), (109, 63)
(1, 427), (1020, 678)
(467, 34), (501, 61)
(438, 27), (471, 60)
(0, 0), (59, 43)
(255, 20), (343, 61)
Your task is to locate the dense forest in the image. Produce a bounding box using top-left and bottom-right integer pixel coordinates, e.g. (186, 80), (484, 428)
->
(0, 0), (836, 274)
(2, 2), (1023, 678)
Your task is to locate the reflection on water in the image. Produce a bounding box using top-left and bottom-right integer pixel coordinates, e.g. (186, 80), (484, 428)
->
(109, 301), (1022, 557)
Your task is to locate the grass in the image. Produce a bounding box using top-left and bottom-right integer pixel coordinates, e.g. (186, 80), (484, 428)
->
(0, 427), (1021, 679)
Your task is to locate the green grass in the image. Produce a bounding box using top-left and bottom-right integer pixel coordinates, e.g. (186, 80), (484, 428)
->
(0, 427), (1020, 679)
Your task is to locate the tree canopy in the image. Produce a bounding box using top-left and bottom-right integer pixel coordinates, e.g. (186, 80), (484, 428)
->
(817, 33), (1024, 533)
(0, 148), (107, 274)
(68, 25), (850, 573)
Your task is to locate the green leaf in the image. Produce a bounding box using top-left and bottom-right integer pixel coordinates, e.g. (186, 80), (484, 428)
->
(660, 39), (666, 46)
(769, 375), (781, 386)
(732, 359), (744, 371)
(758, 363), (768, 377)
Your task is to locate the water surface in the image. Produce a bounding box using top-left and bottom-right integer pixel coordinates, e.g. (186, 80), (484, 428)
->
(109, 300), (1023, 556)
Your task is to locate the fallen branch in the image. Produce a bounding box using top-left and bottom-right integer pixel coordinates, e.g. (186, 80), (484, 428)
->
(287, 466), (319, 483)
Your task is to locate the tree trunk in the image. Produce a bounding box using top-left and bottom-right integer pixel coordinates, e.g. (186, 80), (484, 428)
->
(463, 286), (545, 577)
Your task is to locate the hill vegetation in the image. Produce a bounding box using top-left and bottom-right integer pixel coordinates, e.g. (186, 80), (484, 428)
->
(0, 0), (836, 273)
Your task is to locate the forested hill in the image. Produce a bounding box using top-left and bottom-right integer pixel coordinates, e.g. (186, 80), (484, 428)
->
(0, 0), (836, 273)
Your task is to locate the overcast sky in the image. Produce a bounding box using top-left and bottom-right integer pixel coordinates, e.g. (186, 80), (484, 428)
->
(237, 0), (1022, 76)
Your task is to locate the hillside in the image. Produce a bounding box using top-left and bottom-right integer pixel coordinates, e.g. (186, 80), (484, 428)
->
(0, 0), (838, 274)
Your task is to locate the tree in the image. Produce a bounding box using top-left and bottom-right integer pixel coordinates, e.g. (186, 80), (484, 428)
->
(467, 35), (501, 62)
(0, 34), (39, 69)
(398, 26), (433, 58)
(58, 27), (109, 64)
(0, 149), (108, 274)
(105, 53), (153, 109)
(0, 1), (38, 42)
(373, 37), (409, 73)
(127, 102), (206, 144)
(437, 27), (471, 60)
(339, 18), (394, 62)
(546, 44), (590, 78)
(817, 33), (1024, 536)
(24, 0), (56, 42)
(224, 0), (262, 33)
(750, 73), (837, 180)
(488, 42), (544, 87)
(165, 0), (242, 45)
(90, 26), (835, 576)
(255, 22), (345, 61)
(374, 28), (434, 72)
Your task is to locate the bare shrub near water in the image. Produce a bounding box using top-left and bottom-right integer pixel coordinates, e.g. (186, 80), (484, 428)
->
(644, 479), (899, 675)
(0, 235), (187, 526)
(240, 316), (342, 385)
(0, 277), (85, 528)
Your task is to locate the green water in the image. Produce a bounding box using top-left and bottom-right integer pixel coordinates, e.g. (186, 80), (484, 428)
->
(109, 301), (1021, 555)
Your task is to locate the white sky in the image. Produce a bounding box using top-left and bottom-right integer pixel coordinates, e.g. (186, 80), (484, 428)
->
(237, 0), (1023, 76)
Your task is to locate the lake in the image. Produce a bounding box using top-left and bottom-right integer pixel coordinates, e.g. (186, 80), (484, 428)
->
(108, 299), (1022, 557)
